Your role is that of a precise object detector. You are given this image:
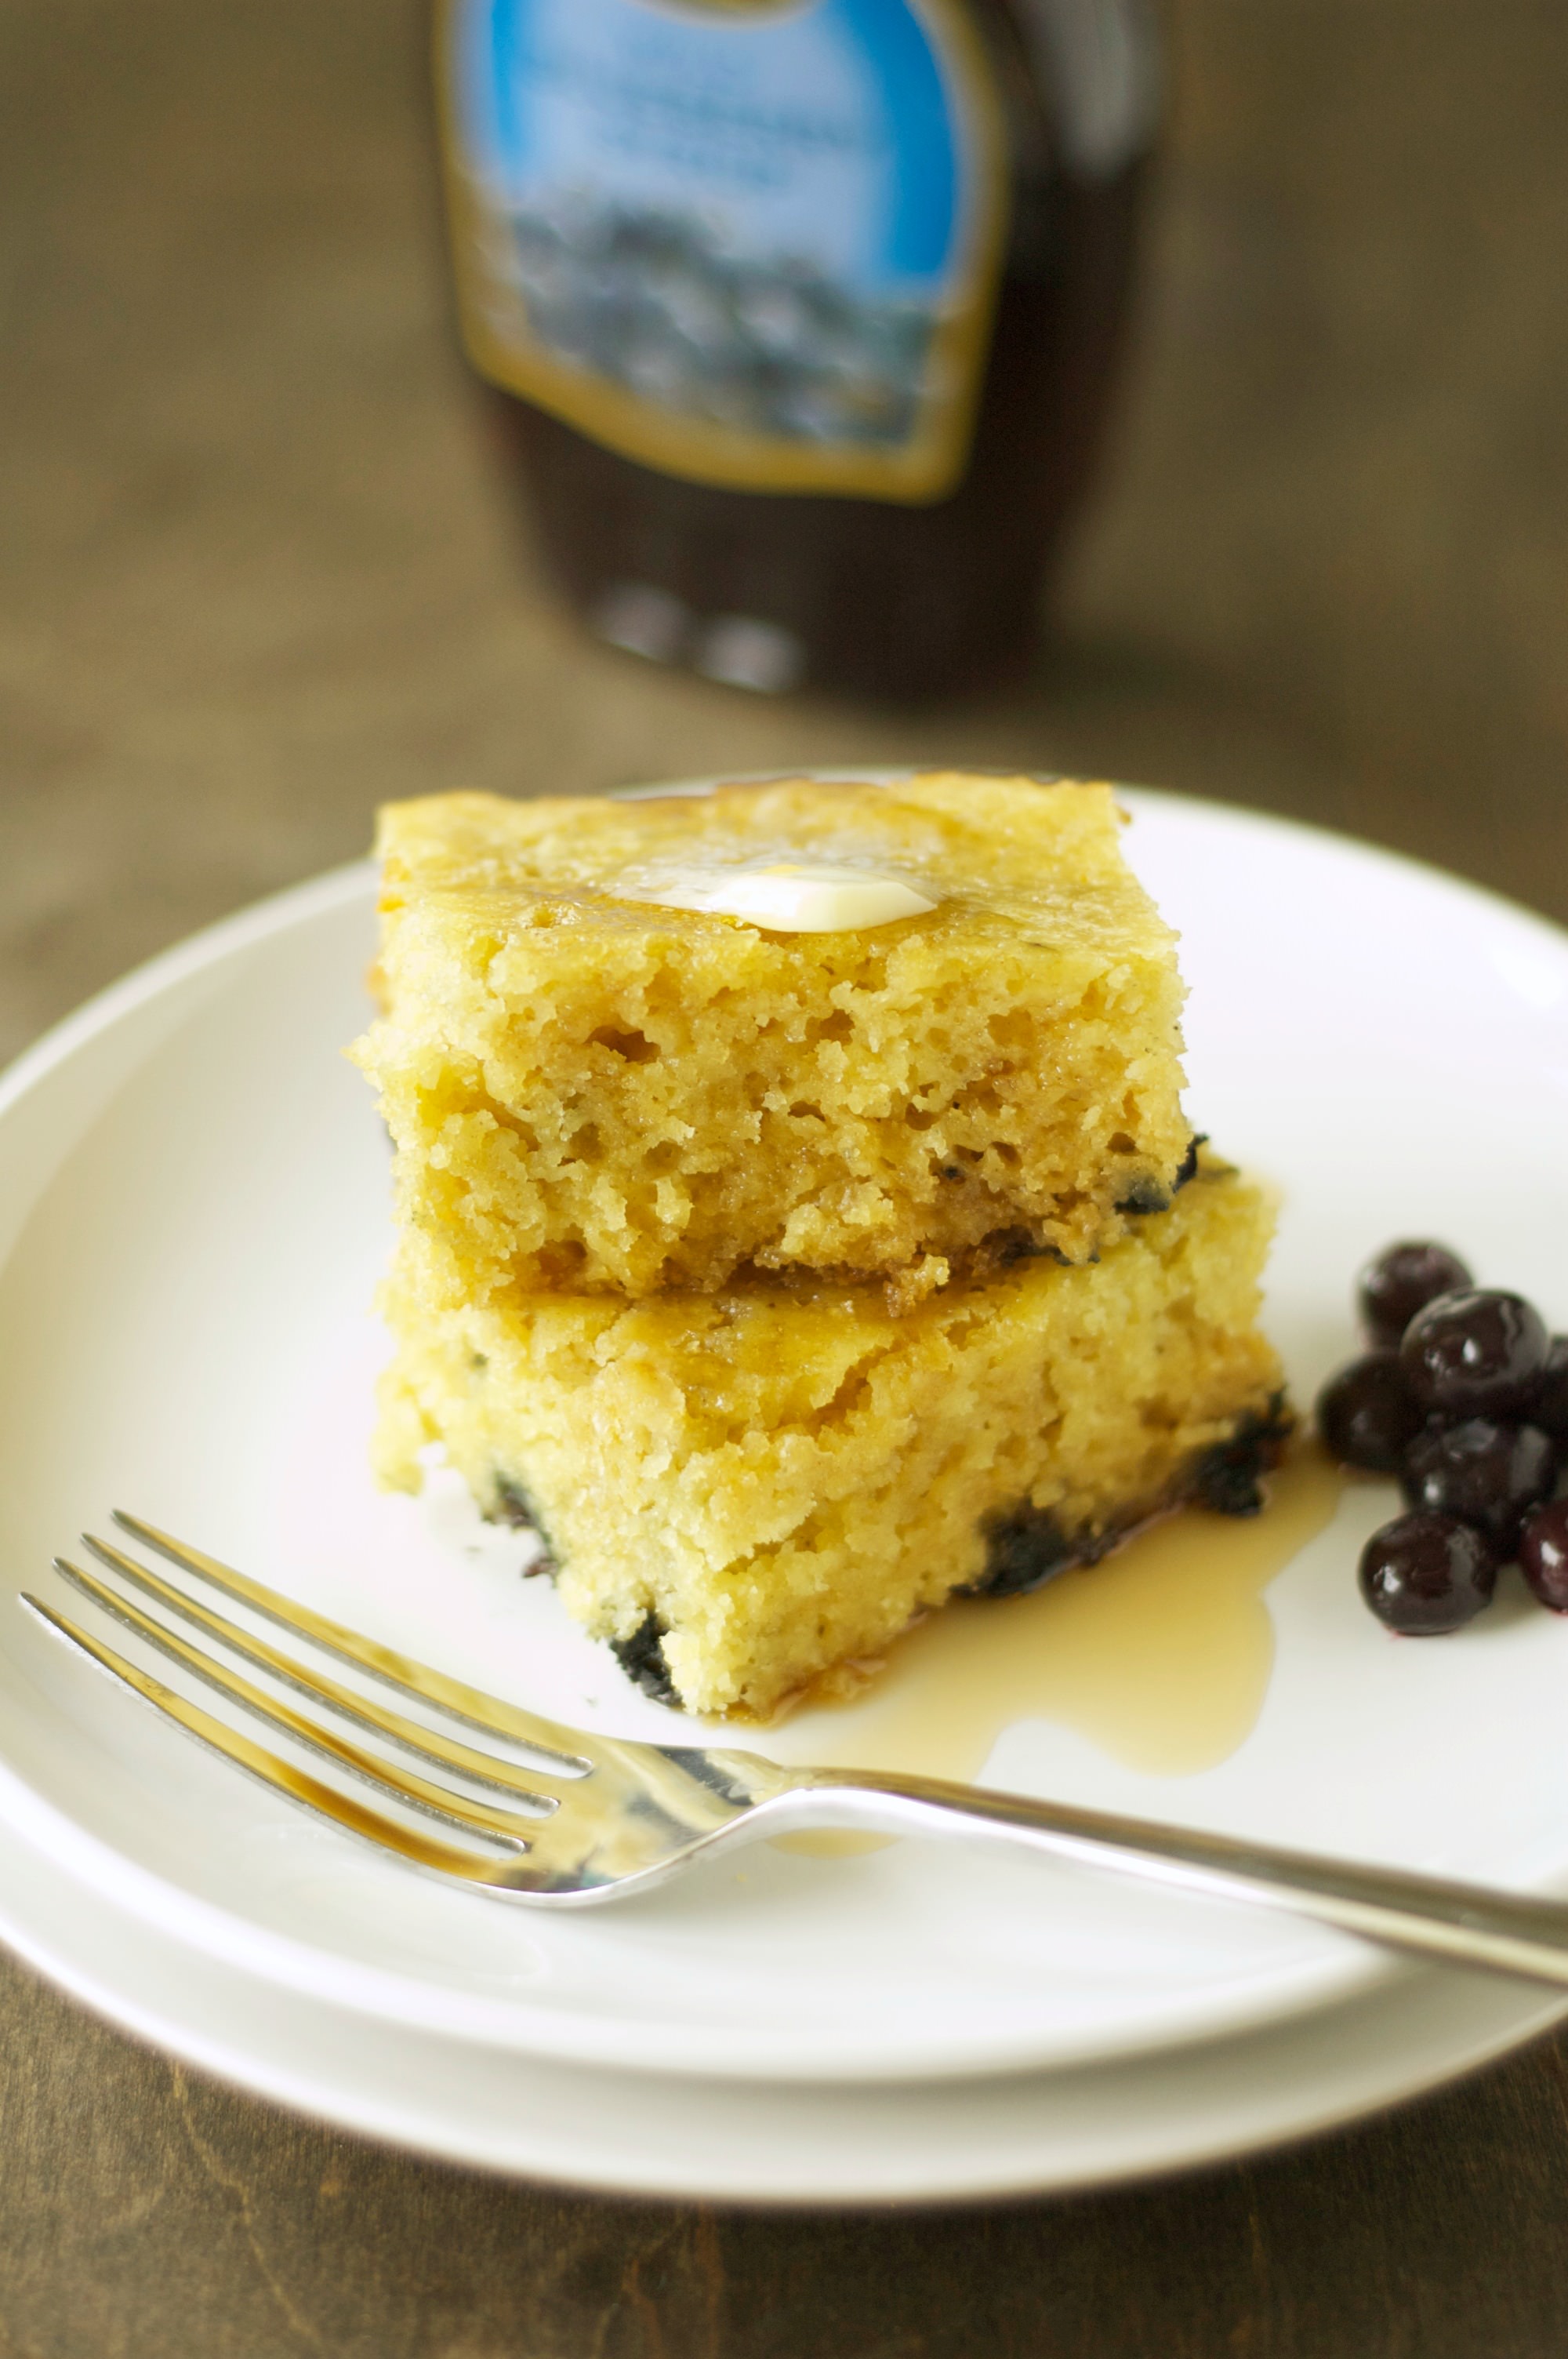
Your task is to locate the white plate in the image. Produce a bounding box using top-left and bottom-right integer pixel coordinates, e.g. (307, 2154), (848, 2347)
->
(2, 1776), (1563, 2204)
(5, 789), (1568, 2089)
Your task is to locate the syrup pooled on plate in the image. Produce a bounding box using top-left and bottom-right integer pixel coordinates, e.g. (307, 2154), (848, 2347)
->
(754, 1448), (1345, 1820)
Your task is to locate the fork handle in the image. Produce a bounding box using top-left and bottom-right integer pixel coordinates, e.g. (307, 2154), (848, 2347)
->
(792, 1768), (1568, 1990)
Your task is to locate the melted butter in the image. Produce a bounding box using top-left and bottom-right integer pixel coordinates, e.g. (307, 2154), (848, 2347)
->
(757, 1448), (1345, 1860)
(612, 860), (938, 932)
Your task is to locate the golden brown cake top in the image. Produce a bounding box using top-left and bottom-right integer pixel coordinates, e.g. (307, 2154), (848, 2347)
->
(374, 772), (1176, 959)
(359, 771), (1191, 1298)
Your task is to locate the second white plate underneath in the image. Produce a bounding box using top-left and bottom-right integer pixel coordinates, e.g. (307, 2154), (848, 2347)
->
(2, 1787), (1562, 2205)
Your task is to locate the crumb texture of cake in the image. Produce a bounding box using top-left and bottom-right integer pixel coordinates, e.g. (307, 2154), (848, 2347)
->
(352, 773), (1189, 1303)
(374, 1157), (1284, 1721)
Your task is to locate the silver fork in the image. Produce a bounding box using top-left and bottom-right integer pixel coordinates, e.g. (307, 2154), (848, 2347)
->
(22, 1512), (1568, 1992)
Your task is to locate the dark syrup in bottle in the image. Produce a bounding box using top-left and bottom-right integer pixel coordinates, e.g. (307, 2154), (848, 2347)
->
(435, 1), (1160, 702)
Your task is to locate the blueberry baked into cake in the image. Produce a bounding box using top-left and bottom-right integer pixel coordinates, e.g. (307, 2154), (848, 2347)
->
(355, 773), (1289, 1719)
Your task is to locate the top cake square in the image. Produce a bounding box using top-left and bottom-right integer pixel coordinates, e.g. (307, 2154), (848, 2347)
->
(353, 773), (1190, 1305)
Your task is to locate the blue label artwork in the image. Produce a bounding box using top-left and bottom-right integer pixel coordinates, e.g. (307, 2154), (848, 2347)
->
(439, 0), (1007, 497)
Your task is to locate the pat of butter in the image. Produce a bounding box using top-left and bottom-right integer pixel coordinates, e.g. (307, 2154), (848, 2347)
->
(616, 861), (938, 932)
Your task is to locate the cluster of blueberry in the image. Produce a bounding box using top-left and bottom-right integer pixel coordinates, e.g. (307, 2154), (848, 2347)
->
(1317, 1243), (1568, 1634)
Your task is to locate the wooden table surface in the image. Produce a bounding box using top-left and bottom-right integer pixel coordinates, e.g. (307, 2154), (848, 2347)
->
(5, 3), (1568, 2350)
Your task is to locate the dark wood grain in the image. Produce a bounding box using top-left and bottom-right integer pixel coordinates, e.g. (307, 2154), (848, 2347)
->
(7, 1943), (1568, 2359)
(5, 1), (1568, 2351)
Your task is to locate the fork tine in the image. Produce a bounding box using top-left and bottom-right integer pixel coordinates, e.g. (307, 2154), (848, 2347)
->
(20, 1595), (541, 1892)
(111, 1511), (593, 1768)
(80, 1534), (566, 1807)
(50, 1558), (550, 1845)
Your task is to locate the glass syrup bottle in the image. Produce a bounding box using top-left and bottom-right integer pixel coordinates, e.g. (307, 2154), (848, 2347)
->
(434, 0), (1160, 700)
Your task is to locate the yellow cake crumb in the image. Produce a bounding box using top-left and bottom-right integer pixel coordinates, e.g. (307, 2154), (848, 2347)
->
(352, 773), (1190, 1303)
(375, 1157), (1283, 1720)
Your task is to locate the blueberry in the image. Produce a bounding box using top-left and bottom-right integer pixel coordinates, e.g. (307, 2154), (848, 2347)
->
(1399, 1288), (1550, 1418)
(1520, 1498), (1568, 1612)
(1316, 1350), (1424, 1473)
(1529, 1336), (1568, 1445)
(1358, 1241), (1474, 1350)
(611, 1615), (680, 1707)
(1400, 1418), (1557, 1550)
(1359, 1511), (1498, 1634)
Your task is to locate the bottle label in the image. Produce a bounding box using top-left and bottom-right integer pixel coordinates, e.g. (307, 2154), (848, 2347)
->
(436, 0), (1008, 502)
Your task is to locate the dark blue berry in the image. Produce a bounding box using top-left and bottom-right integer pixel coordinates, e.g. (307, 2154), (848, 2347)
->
(1359, 1511), (1498, 1634)
(1359, 1242), (1473, 1350)
(1521, 1498), (1568, 1612)
(1317, 1350), (1423, 1473)
(1528, 1336), (1568, 1445)
(1400, 1419), (1556, 1551)
(1399, 1289), (1550, 1418)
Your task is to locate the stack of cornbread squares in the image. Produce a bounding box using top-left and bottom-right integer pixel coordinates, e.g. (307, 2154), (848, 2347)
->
(354, 774), (1287, 1720)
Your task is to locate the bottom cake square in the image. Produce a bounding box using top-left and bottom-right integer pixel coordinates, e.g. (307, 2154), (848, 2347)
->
(374, 1154), (1287, 1721)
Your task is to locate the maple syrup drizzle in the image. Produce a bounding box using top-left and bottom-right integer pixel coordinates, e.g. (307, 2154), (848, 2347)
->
(757, 1447), (1345, 1855)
